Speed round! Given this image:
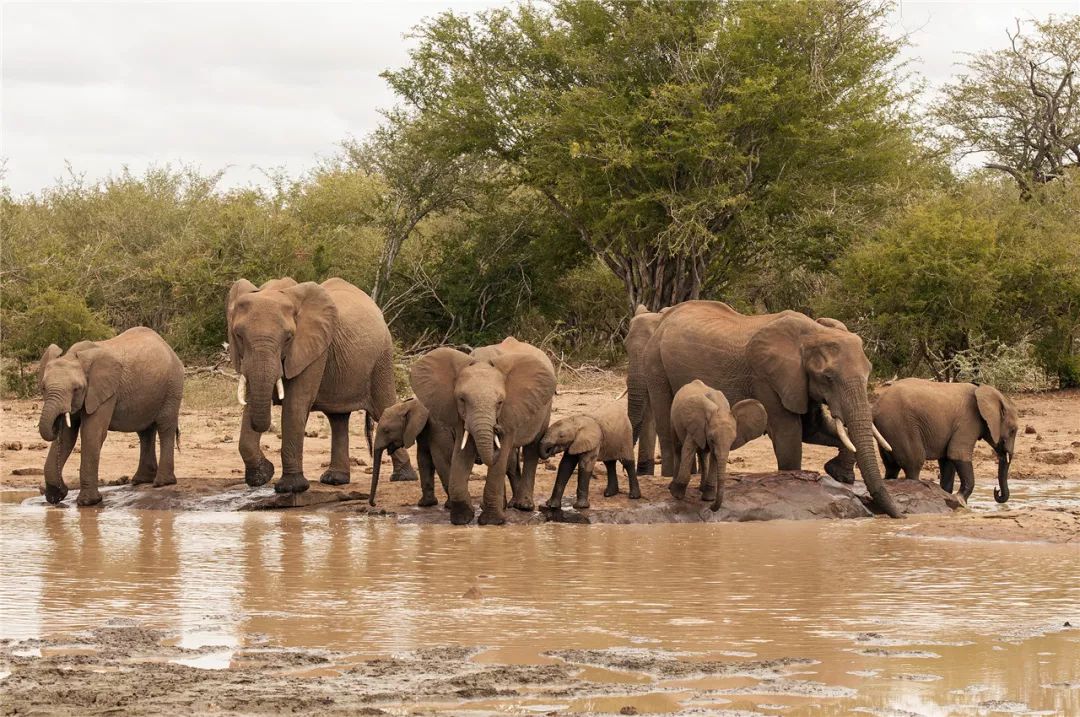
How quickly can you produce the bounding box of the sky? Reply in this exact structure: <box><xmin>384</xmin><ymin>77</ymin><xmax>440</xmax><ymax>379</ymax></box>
<box><xmin>2</xmin><ymin>1</ymin><xmax>1077</xmax><ymax>196</ymax></box>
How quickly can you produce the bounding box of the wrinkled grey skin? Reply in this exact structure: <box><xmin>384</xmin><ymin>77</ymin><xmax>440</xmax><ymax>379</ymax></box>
<box><xmin>369</xmin><ymin>398</ymin><xmax>455</xmax><ymax>508</ymax></box>
<box><xmin>37</xmin><ymin>327</ymin><xmax>184</xmax><ymax>506</ymax></box>
<box><xmin>625</xmin><ymin>305</ymin><xmax>668</xmax><ymax>475</ymax></box>
<box><xmin>874</xmin><ymin>378</ymin><xmax>1018</xmax><ymax>503</ymax></box>
<box><xmin>644</xmin><ymin>301</ymin><xmax>902</xmax><ymax>518</ymax></box>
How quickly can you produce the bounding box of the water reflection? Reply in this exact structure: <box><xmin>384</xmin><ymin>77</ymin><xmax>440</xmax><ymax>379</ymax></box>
<box><xmin>1</xmin><ymin>505</ymin><xmax>1077</xmax><ymax>715</ymax></box>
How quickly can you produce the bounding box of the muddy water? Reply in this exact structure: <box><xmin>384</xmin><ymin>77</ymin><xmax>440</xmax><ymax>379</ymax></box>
<box><xmin>1</xmin><ymin>505</ymin><xmax>1078</xmax><ymax>715</ymax></box>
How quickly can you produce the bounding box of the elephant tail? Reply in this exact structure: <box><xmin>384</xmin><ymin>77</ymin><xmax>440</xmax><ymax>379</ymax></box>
<box><xmin>176</xmin><ymin>427</ymin><xmax>181</xmax><ymax>453</ymax></box>
<box><xmin>364</xmin><ymin>412</ymin><xmax>375</xmax><ymax>458</ymax></box>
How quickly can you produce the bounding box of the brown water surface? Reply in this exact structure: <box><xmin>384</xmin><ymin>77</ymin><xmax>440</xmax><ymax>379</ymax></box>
<box><xmin>1</xmin><ymin>505</ymin><xmax>1077</xmax><ymax>715</ymax></box>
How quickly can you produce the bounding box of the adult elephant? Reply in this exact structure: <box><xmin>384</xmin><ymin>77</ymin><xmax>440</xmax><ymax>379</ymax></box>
<box><xmin>625</xmin><ymin>305</ymin><xmax>668</xmax><ymax>475</ymax></box>
<box><xmin>226</xmin><ymin>277</ymin><xmax>415</xmax><ymax>494</ymax></box>
<box><xmin>410</xmin><ymin>337</ymin><xmax>556</xmax><ymax>525</ymax></box>
<box><xmin>645</xmin><ymin>301</ymin><xmax>901</xmax><ymax>518</ymax></box>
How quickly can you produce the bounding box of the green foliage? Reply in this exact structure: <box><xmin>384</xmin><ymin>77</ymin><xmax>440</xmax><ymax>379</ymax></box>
<box><xmin>3</xmin><ymin>290</ymin><xmax>114</xmax><ymax>361</ymax></box>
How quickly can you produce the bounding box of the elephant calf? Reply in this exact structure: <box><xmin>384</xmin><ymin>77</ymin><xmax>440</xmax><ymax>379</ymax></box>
<box><xmin>873</xmin><ymin>378</ymin><xmax>1018</xmax><ymax>502</ymax></box>
<box><xmin>369</xmin><ymin>398</ymin><xmax>454</xmax><ymax>508</ymax></box>
<box><xmin>37</xmin><ymin>327</ymin><xmax>184</xmax><ymax>506</ymax></box>
<box><xmin>669</xmin><ymin>380</ymin><xmax>767</xmax><ymax>510</ymax></box>
<box><xmin>539</xmin><ymin>400</ymin><xmax>640</xmax><ymax>510</ymax></box>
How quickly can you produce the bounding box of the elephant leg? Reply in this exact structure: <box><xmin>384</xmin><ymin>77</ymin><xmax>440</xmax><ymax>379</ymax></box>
<box><xmin>824</xmin><ymin>450</ymin><xmax>857</xmax><ymax>484</ymax></box>
<box><xmin>319</xmin><ymin>413</ymin><xmax>352</xmax><ymax>486</ymax></box>
<box><xmin>637</xmin><ymin>409</ymin><xmax>656</xmax><ymax>476</ymax></box>
<box><xmin>276</xmin><ymin>392</ymin><xmax>314</xmax><ymax>495</ymax></box>
<box><xmin>573</xmin><ymin>455</ymin><xmax>596</xmax><ymax>510</ymax></box>
<box><xmin>669</xmin><ymin>440</ymin><xmax>697</xmax><ymax>500</ymax></box>
<box><xmin>478</xmin><ymin>447</ymin><xmax>512</xmax><ymax>526</ymax></box>
<box><xmin>76</xmin><ymin>411</ymin><xmax>111</xmax><ymax>506</ymax></box>
<box><xmin>153</xmin><ymin>424</ymin><xmax>177</xmax><ymax>487</ymax></box>
<box><xmin>546</xmin><ymin>453</ymin><xmax>579</xmax><ymax>509</ymax></box>
<box><xmin>882</xmin><ymin>449</ymin><xmax>901</xmax><ymax>480</ymax></box>
<box><xmin>131</xmin><ymin>428</ymin><xmax>158</xmax><ymax>485</ymax></box>
<box><xmin>902</xmin><ymin>461</ymin><xmax>923</xmax><ymax>482</ymax></box>
<box><xmin>696</xmin><ymin>448</ymin><xmax>708</xmax><ymax>493</ymax></box>
<box><xmin>416</xmin><ymin>434</ymin><xmax>439</xmax><ymax>507</ymax></box>
<box><xmin>239</xmin><ymin>405</ymin><xmax>274</xmax><ymax>488</ymax></box>
<box><xmin>938</xmin><ymin>459</ymin><xmax>957</xmax><ymax>494</ymax></box>
<box><xmin>506</xmin><ymin>448</ymin><xmax>523</xmax><ymax>507</ymax></box>
<box><xmin>603</xmin><ymin>460</ymin><xmax>620</xmax><ymax>497</ymax></box>
<box><xmin>447</xmin><ymin>440</ymin><xmax>478</xmax><ymax>525</ymax></box>
<box><xmin>621</xmin><ymin>459</ymin><xmax>641</xmax><ymax>499</ymax></box>
<box><xmin>955</xmin><ymin>460</ymin><xmax>976</xmax><ymax>500</ymax></box>
<box><xmin>700</xmin><ymin>452</ymin><xmax>717</xmax><ymax>503</ymax></box>
<box><xmin>648</xmin><ymin>376</ymin><xmax>676</xmax><ymax>477</ymax></box>
<box><xmin>512</xmin><ymin>444</ymin><xmax>539</xmax><ymax>512</ymax></box>
<box><xmin>43</xmin><ymin>420</ymin><xmax>79</xmax><ymax>504</ymax></box>
<box><xmin>390</xmin><ymin>447</ymin><xmax>418</xmax><ymax>482</ymax></box>
<box><xmin>429</xmin><ymin>431</ymin><xmax>453</xmax><ymax>505</ymax></box>
<box><xmin>769</xmin><ymin>410</ymin><xmax>804</xmax><ymax>471</ymax></box>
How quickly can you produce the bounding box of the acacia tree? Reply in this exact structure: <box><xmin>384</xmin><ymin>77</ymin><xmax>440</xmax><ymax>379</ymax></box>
<box><xmin>383</xmin><ymin>0</ymin><xmax>921</xmax><ymax>310</ymax></box>
<box><xmin>935</xmin><ymin>16</ymin><xmax>1080</xmax><ymax>197</ymax></box>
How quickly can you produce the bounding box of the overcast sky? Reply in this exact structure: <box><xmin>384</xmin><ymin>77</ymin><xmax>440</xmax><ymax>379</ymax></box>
<box><xmin>2</xmin><ymin>1</ymin><xmax>1077</xmax><ymax>196</ymax></box>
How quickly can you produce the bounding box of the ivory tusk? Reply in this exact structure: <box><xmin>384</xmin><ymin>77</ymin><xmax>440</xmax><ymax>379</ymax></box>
<box><xmin>834</xmin><ymin>419</ymin><xmax>857</xmax><ymax>453</ymax></box>
<box><xmin>276</xmin><ymin>377</ymin><xmax>285</xmax><ymax>400</ymax></box>
<box><xmin>616</xmin><ymin>387</ymin><xmax>628</xmax><ymax>400</ymax></box>
<box><xmin>494</xmin><ymin>434</ymin><xmax>502</xmax><ymax>450</ymax></box>
<box><xmin>872</xmin><ymin>423</ymin><xmax>893</xmax><ymax>453</ymax></box>
<box><xmin>1005</xmin><ymin>452</ymin><xmax>1011</xmax><ymax>465</ymax></box>
<box><xmin>64</xmin><ymin>412</ymin><xmax>72</xmax><ymax>428</ymax></box>
<box><xmin>237</xmin><ymin>375</ymin><xmax>247</xmax><ymax>406</ymax></box>
<box><xmin>460</xmin><ymin>431</ymin><xmax>470</xmax><ymax>450</ymax></box>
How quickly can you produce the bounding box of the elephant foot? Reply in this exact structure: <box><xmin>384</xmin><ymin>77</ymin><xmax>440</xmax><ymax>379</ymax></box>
<box><xmin>417</xmin><ymin>494</ymin><xmax>438</xmax><ymax>508</ymax></box>
<box><xmin>573</xmin><ymin>498</ymin><xmax>590</xmax><ymax>510</ymax></box>
<box><xmin>477</xmin><ymin>509</ymin><xmax>506</xmax><ymax>526</ymax></box>
<box><xmin>701</xmin><ymin>487</ymin><xmax>717</xmax><ymax>502</ymax></box>
<box><xmin>153</xmin><ymin>474</ymin><xmax>177</xmax><ymax>488</ymax></box>
<box><xmin>603</xmin><ymin>485</ymin><xmax>619</xmax><ymax>498</ymax></box>
<box><xmin>245</xmin><ymin>458</ymin><xmax>275</xmax><ymax>487</ymax></box>
<box><xmin>274</xmin><ymin>473</ymin><xmax>310</xmax><ymax>494</ymax></box>
<box><xmin>636</xmin><ymin>461</ymin><xmax>655</xmax><ymax>476</ymax></box>
<box><xmin>131</xmin><ymin>472</ymin><xmax>156</xmax><ymax>486</ymax></box>
<box><xmin>390</xmin><ymin>464</ymin><xmax>419</xmax><ymax>482</ymax></box>
<box><xmin>76</xmin><ymin>488</ymin><xmax>102</xmax><ymax>507</ymax></box>
<box><xmin>544</xmin><ymin>496</ymin><xmax>563</xmax><ymax>510</ymax></box>
<box><xmin>668</xmin><ymin>482</ymin><xmax>688</xmax><ymax>500</ymax></box>
<box><xmin>510</xmin><ymin>498</ymin><xmax>534</xmax><ymax>512</ymax></box>
<box><xmin>824</xmin><ymin>456</ymin><xmax>856</xmax><ymax>484</ymax></box>
<box><xmin>43</xmin><ymin>482</ymin><xmax>68</xmax><ymax>505</ymax></box>
<box><xmin>448</xmin><ymin>501</ymin><xmax>475</xmax><ymax>525</ymax></box>
<box><xmin>629</xmin><ymin>485</ymin><xmax>642</xmax><ymax>500</ymax></box>
<box><xmin>319</xmin><ymin>470</ymin><xmax>351</xmax><ymax>486</ymax></box>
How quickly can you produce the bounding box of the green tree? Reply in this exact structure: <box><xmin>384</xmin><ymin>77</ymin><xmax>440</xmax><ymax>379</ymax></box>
<box><xmin>384</xmin><ymin>0</ymin><xmax>924</xmax><ymax>310</ymax></box>
<box><xmin>935</xmin><ymin>15</ymin><xmax>1080</xmax><ymax>197</ymax></box>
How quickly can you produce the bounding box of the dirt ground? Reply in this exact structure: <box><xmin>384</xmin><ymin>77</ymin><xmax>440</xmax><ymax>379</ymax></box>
<box><xmin>2</xmin><ymin>373</ymin><xmax>1079</xmax><ymax>536</ymax></box>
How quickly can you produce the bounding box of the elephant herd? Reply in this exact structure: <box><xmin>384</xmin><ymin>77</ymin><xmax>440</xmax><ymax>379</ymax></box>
<box><xmin>34</xmin><ymin>277</ymin><xmax>1019</xmax><ymax>521</ymax></box>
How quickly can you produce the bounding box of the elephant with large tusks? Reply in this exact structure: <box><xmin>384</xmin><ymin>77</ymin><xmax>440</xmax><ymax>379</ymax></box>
<box><xmin>410</xmin><ymin>337</ymin><xmax>557</xmax><ymax>525</ymax></box>
<box><xmin>873</xmin><ymin>378</ymin><xmax>1019</xmax><ymax>503</ymax></box>
<box><xmin>37</xmin><ymin>327</ymin><xmax>184</xmax><ymax>506</ymax></box>
<box><xmin>226</xmin><ymin>277</ymin><xmax>416</xmax><ymax>494</ymax></box>
<box><xmin>644</xmin><ymin>301</ymin><xmax>902</xmax><ymax>518</ymax></box>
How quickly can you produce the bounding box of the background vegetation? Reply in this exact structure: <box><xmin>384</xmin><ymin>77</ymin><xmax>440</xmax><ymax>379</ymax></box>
<box><xmin>2</xmin><ymin>1</ymin><xmax>1078</xmax><ymax>394</ymax></box>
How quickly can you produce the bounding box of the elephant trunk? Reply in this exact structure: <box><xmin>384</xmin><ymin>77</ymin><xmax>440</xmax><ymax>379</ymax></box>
<box><xmin>839</xmin><ymin>382</ymin><xmax>902</xmax><ymax>518</ymax></box>
<box><xmin>368</xmin><ymin>447</ymin><xmax>385</xmax><ymax>506</ymax></box>
<box><xmin>994</xmin><ymin>453</ymin><xmax>1011</xmax><ymax>503</ymax></box>
<box><xmin>469</xmin><ymin>417</ymin><xmax>497</xmax><ymax>467</ymax></box>
<box><xmin>38</xmin><ymin>389</ymin><xmax>70</xmax><ymax>442</ymax></box>
<box><xmin>626</xmin><ymin>371</ymin><xmax>648</xmax><ymax>441</ymax></box>
<box><xmin>243</xmin><ymin>348</ymin><xmax>280</xmax><ymax>434</ymax></box>
<box><xmin>709</xmin><ymin>445</ymin><xmax>729</xmax><ymax>512</ymax></box>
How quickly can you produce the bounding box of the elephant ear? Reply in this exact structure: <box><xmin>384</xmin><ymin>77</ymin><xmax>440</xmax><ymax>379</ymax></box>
<box><xmin>975</xmin><ymin>385</ymin><xmax>1007</xmax><ymax>445</ymax></box>
<box><xmin>816</xmin><ymin>317</ymin><xmax>849</xmax><ymax>332</ymax></box>
<box><xmin>403</xmin><ymin>400</ymin><xmax>430</xmax><ymax>447</ymax></box>
<box><xmin>569</xmin><ymin>417</ymin><xmax>602</xmax><ymax>455</ymax></box>
<box><xmin>731</xmin><ymin>399</ymin><xmax>768</xmax><ymax>450</ymax></box>
<box><xmin>492</xmin><ymin>353</ymin><xmax>556</xmax><ymax>435</ymax></box>
<box><xmin>226</xmin><ymin>279</ymin><xmax>258</xmax><ymax>372</ymax></box>
<box><xmin>634</xmin><ymin>304</ymin><xmax>650</xmax><ymax>317</ymax></box>
<box><xmin>38</xmin><ymin>344</ymin><xmax>63</xmax><ymax>384</ymax></box>
<box><xmin>76</xmin><ymin>345</ymin><xmax>122</xmax><ymax>415</ymax></box>
<box><xmin>410</xmin><ymin>348</ymin><xmax>473</xmax><ymax>429</ymax></box>
<box><xmin>282</xmin><ymin>282</ymin><xmax>338</xmax><ymax>379</ymax></box>
<box><xmin>748</xmin><ymin>315</ymin><xmax>809</xmax><ymax>415</ymax></box>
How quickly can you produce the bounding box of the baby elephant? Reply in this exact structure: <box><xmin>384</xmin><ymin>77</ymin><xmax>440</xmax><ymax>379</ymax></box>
<box><xmin>873</xmin><ymin>378</ymin><xmax>1018</xmax><ymax>503</ymax></box>
<box><xmin>37</xmin><ymin>327</ymin><xmax>184</xmax><ymax>506</ymax></box>
<box><xmin>369</xmin><ymin>398</ymin><xmax>454</xmax><ymax>508</ymax></box>
<box><xmin>669</xmin><ymin>380</ymin><xmax>767</xmax><ymax>510</ymax></box>
<box><xmin>539</xmin><ymin>401</ymin><xmax>640</xmax><ymax>510</ymax></box>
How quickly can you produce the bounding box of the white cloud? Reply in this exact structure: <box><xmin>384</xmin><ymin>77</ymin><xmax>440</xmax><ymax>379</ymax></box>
<box><xmin>1</xmin><ymin>0</ymin><xmax>1076</xmax><ymax>195</ymax></box>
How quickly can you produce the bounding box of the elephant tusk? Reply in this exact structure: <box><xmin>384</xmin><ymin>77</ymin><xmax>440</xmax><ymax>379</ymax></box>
<box><xmin>494</xmin><ymin>434</ymin><xmax>502</xmax><ymax>450</ymax></box>
<box><xmin>461</xmin><ymin>430</ymin><xmax>470</xmax><ymax>450</ymax></box>
<box><xmin>237</xmin><ymin>375</ymin><xmax>247</xmax><ymax>406</ymax></box>
<box><xmin>872</xmin><ymin>423</ymin><xmax>892</xmax><ymax>453</ymax></box>
<box><xmin>1005</xmin><ymin>452</ymin><xmax>1011</xmax><ymax>465</ymax></box>
<box><xmin>834</xmin><ymin>419</ymin><xmax>857</xmax><ymax>453</ymax></box>
<box><xmin>616</xmin><ymin>387</ymin><xmax>628</xmax><ymax>400</ymax></box>
<box><xmin>64</xmin><ymin>412</ymin><xmax>72</xmax><ymax>428</ymax></box>
<box><xmin>276</xmin><ymin>377</ymin><xmax>285</xmax><ymax>400</ymax></box>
